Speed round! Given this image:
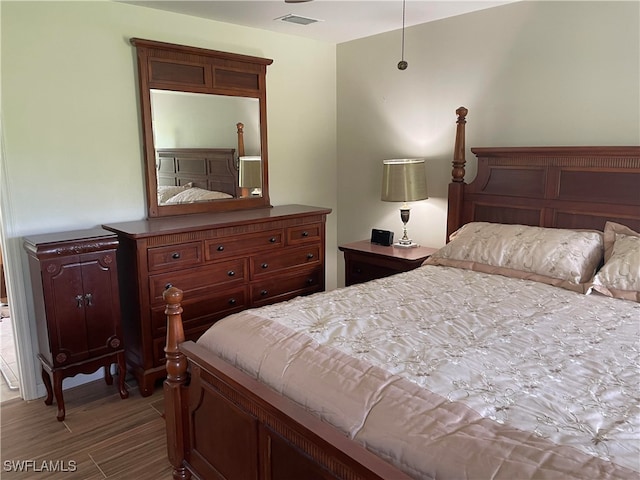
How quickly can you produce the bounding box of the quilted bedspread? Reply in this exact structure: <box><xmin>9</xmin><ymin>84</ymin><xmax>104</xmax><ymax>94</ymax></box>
<box><xmin>198</xmin><ymin>265</ymin><xmax>640</xmax><ymax>479</ymax></box>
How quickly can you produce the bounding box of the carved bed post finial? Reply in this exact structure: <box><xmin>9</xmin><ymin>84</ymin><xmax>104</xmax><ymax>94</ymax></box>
<box><xmin>163</xmin><ymin>286</ymin><xmax>191</xmax><ymax>480</ymax></box>
<box><xmin>164</xmin><ymin>286</ymin><xmax>186</xmax><ymax>383</ymax></box>
<box><xmin>236</xmin><ymin>122</ymin><xmax>245</xmax><ymax>158</ymax></box>
<box><xmin>447</xmin><ymin>107</ymin><xmax>468</xmax><ymax>241</ymax></box>
<box><xmin>452</xmin><ymin>106</ymin><xmax>468</xmax><ymax>183</ymax></box>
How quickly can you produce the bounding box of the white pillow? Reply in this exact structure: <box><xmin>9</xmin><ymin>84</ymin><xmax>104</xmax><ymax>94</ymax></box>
<box><xmin>424</xmin><ymin>222</ymin><xmax>603</xmax><ymax>293</ymax></box>
<box><xmin>157</xmin><ymin>183</ymin><xmax>192</xmax><ymax>203</ymax></box>
<box><xmin>164</xmin><ymin>187</ymin><xmax>233</xmax><ymax>204</ymax></box>
<box><xmin>591</xmin><ymin>222</ymin><xmax>640</xmax><ymax>302</ymax></box>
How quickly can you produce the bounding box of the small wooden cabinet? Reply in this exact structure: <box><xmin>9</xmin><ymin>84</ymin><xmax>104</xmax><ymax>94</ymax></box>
<box><xmin>339</xmin><ymin>240</ymin><xmax>437</xmax><ymax>286</ymax></box>
<box><xmin>24</xmin><ymin>228</ymin><xmax>128</xmax><ymax>421</ymax></box>
<box><xmin>103</xmin><ymin>204</ymin><xmax>331</xmax><ymax>396</ymax></box>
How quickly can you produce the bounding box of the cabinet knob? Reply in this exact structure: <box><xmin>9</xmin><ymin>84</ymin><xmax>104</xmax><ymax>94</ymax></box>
<box><xmin>261</xmin><ymin>263</ymin><xmax>268</xmax><ymax>269</ymax></box>
<box><xmin>227</xmin><ymin>270</ymin><xmax>235</xmax><ymax>277</ymax></box>
<box><xmin>217</xmin><ymin>245</ymin><xmax>224</xmax><ymax>251</ymax></box>
<box><xmin>302</xmin><ymin>231</ymin><xmax>309</xmax><ymax>237</ymax></box>
<box><xmin>75</xmin><ymin>294</ymin><xmax>84</xmax><ymax>308</ymax></box>
<box><xmin>84</xmin><ymin>293</ymin><xmax>93</xmax><ymax>307</ymax></box>
<box><xmin>306</xmin><ymin>278</ymin><xmax>314</xmax><ymax>285</ymax></box>
<box><xmin>269</xmin><ymin>237</ymin><xmax>276</xmax><ymax>243</ymax></box>
<box><xmin>228</xmin><ymin>298</ymin><xmax>236</xmax><ymax>305</ymax></box>
<box><xmin>306</xmin><ymin>253</ymin><xmax>314</xmax><ymax>260</ymax></box>
<box><xmin>172</xmin><ymin>252</ymin><xmax>181</xmax><ymax>259</ymax></box>
<box><xmin>260</xmin><ymin>289</ymin><xmax>268</xmax><ymax>296</ymax></box>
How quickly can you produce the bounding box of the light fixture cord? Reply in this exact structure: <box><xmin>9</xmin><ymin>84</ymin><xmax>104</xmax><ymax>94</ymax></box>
<box><xmin>397</xmin><ymin>0</ymin><xmax>408</xmax><ymax>70</ymax></box>
<box><xmin>401</xmin><ymin>0</ymin><xmax>406</xmax><ymax>61</ymax></box>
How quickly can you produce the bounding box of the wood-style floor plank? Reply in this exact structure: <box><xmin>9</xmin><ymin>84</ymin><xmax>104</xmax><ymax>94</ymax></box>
<box><xmin>0</xmin><ymin>378</ymin><xmax>172</xmax><ymax>479</ymax></box>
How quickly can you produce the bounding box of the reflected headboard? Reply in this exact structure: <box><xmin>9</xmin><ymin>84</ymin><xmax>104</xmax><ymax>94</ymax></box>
<box><xmin>154</xmin><ymin>122</ymin><xmax>249</xmax><ymax>198</ymax></box>
<box><xmin>447</xmin><ymin>108</ymin><xmax>640</xmax><ymax>239</ymax></box>
<box><xmin>156</xmin><ymin>148</ymin><xmax>238</xmax><ymax>196</ymax></box>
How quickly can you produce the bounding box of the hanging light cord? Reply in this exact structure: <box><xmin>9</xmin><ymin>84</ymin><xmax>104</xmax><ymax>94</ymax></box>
<box><xmin>398</xmin><ymin>0</ymin><xmax>408</xmax><ymax>70</ymax></box>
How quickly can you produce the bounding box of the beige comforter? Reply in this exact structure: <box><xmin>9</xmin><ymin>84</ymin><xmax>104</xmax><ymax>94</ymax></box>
<box><xmin>198</xmin><ymin>265</ymin><xmax>640</xmax><ymax>479</ymax></box>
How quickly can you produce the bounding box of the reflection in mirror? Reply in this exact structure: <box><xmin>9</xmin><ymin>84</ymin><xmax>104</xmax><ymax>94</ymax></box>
<box><xmin>239</xmin><ymin>156</ymin><xmax>262</xmax><ymax>196</ymax></box>
<box><xmin>151</xmin><ymin>90</ymin><xmax>262</xmax><ymax>204</ymax></box>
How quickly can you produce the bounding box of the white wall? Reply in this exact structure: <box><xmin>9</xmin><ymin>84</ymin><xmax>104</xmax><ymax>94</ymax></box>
<box><xmin>1</xmin><ymin>0</ymin><xmax>337</xmax><ymax>399</ymax></box>
<box><xmin>336</xmin><ymin>1</ymin><xmax>640</xmax><ymax>284</ymax></box>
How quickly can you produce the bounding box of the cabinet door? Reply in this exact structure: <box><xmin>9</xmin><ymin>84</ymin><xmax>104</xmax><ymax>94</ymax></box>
<box><xmin>80</xmin><ymin>250</ymin><xmax>122</xmax><ymax>358</ymax></box>
<box><xmin>42</xmin><ymin>256</ymin><xmax>89</xmax><ymax>366</ymax></box>
<box><xmin>42</xmin><ymin>250</ymin><xmax>121</xmax><ymax>366</ymax></box>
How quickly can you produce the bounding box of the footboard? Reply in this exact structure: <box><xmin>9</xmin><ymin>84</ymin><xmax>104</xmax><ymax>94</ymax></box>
<box><xmin>162</xmin><ymin>286</ymin><xmax>411</xmax><ymax>480</ymax></box>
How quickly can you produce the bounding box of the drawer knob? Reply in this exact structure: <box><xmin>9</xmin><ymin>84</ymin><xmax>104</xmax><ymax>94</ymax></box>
<box><xmin>260</xmin><ymin>289</ymin><xmax>268</xmax><ymax>296</ymax></box>
<box><xmin>172</xmin><ymin>252</ymin><xmax>181</xmax><ymax>259</ymax></box>
<box><xmin>307</xmin><ymin>253</ymin><xmax>314</xmax><ymax>259</ymax></box>
<box><xmin>302</xmin><ymin>231</ymin><xmax>309</xmax><ymax>237</ymax></box>
<box><xmin>306</xmin><ymin>278</ymin><xmax>314</xmax><ymax>285</ymax></box>
<box><xmin>227</xmin><ymin>270</ymin><xmax>235</xmax><ymax>277</ymax></box>
<box><xmin>217</xmin><ymin>245</ymin><xmax>224</xmax><ymax>252</ymax></box>
<box><xmin>228</xmin><ymin>298</ymin><xmax>236</xmax><ymax>305</ymax></box>
<box><xmin>261</xmin><ymin>263</ymin><xmax>268</xmax><ymax>269</ymax></box>
<box><xmin>269</xmin><ymin>237</ymin><xmax>276</xmax><ymax>243</ymax></box>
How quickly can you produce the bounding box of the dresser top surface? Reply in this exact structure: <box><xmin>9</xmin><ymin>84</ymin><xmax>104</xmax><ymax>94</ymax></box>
<box><xmin>102</xmin><ymin>205</ymin><xmax>332</xmax><ymax>238</ymax></box>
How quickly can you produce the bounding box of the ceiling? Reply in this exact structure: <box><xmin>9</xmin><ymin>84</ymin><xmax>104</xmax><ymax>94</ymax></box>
<box><xmin>121</xmin><ymin>1</ymin><xmax>515</xmax><ymax>44</ymax></box>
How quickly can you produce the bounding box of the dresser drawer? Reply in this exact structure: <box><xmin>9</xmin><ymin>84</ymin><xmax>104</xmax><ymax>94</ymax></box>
<box><xmin>149</xmin><ymin>259</ymin><xmax>246</xmax><ymax>304</ymax></box>
<box><xmin>205</xmin><ymin>229</ymin><xmax>283</xmax><ymax>261</ymax></box>
<box><xmin>151</xmin><ymin>284</ymin><xmax>248</xmax><ymax>337</ymax></box>
<box><xmin>286</xmin><ymin>223</ymin><xmax>323</xmax><ymax>246</ymax></box>
<box><xmin>347</xmin><ymin>260</ymin><xmax>400</xmax><ymax>284</ymax></box>
<box><xmin>148</xmin><ymin>241</ymin><xmax>203</xmax><ymax>272</ymax></box>
<box><xmin>251</xmin><ymin>268</ymin><xmax>322</xmax><ymax>306</ymax></box>
<box><xmin>251</xmin><ymin>244</ymin><xmax>321</xmax><ymax>278</ymax></box>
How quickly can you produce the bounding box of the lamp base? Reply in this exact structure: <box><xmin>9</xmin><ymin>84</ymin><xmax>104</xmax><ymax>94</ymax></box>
<box><xmin>394</xmin><ymin>241</ymin><xmax>419</xmax><ymax>248</ymax></box>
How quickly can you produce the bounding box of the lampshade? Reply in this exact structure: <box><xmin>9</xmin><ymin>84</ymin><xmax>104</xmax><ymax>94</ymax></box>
<box><xmin>381</xmin><ymin>158</ymin><xmax>428</xmax><ymax>202</ymax></box>
<box><xmin>239</xmin><ymin>156</ymin><xmax>262</xmax><ymax>189</ymax></box>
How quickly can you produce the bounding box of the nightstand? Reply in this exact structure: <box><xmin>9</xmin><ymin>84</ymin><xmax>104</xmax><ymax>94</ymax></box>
<box><xmin>339</xmin><ymin>240</ymin><xmax>438</xmax><ymax>286</ymax></box>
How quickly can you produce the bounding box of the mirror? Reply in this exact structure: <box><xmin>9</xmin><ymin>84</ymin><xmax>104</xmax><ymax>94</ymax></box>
<box><xmin>131</xmin><ymin>38</ymin><xmax>273</xmax><ymax>217</ymax></box>
<box><xmin>151</xmin><ymin>90</ymin><xmax>262</xmax><ymax>203</ymax></box>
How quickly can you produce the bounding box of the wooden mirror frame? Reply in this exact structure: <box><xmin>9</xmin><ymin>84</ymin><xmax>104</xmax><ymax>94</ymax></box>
<box><xmin>131</xmin><ymin>38</ymin><xmax>273</xmax><ymax>217</ymax></box>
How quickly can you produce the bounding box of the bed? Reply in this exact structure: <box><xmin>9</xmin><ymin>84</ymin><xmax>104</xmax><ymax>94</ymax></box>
<box><xmin>155</xmin><ymin>122</ymin><xmax>253</xmax><ymax>205</ymax></box>
<box><xmin>162</xmin><ymin>108</ymin><xmax>640</xmax><ymax>479</ymax></box>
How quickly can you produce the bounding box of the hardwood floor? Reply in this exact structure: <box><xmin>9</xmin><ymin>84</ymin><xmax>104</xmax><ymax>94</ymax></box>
<box><xmin>1</xmin><ymin>377</ymin><xmax>173</xmax><ymax>479</ymax></box>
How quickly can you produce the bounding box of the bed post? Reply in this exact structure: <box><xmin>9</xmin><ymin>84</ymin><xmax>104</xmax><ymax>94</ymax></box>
<box><xmin>163</xmin><ymin>286</ymin><xmax>190</xmax><ymax>480</ymax></box>
<box><xmin>447</xmin><ymin>106</ymin><xmax>468</xmax><ymax>240</ymax></box>
<box><xmin>236</xmin><ymin>122</ymin><xmax>245</xmax><ymax>157</ymax></box>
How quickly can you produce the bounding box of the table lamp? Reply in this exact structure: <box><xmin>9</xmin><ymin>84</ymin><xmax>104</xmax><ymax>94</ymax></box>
<box><xmin>239</xmin><ymin>156</ymin><xmax>262</xmax><ymax>196</ymax></box>
<box><xmin>381</xmin><ymin>158</ymin><xmax>428</xmax><ymax>247</ymax></box>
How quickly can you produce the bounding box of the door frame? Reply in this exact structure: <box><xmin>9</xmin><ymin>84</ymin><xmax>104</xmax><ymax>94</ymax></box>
<box><xmin>0</xmin><ymin>124</ymin><xmax>41</xmax><ymax>400</ymax></box>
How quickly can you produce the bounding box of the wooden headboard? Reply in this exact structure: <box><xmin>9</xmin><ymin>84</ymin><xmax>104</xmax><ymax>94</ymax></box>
<box><xmin>447</xmin><ymin>107</ymin><xmax>640</xmax><ymax>239</ymax></box>
<box><xmin>155</xmin><ymin>122</ymin><xmax>250</xmax><ymax>198</ymax></box>
<box><xmin>156</xmin><ymin>147</ymin><xmax>238</xmax><ymax>196</ymax></box>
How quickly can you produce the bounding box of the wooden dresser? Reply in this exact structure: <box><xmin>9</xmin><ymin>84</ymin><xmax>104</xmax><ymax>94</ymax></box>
<box><xmin>23</xmin><ymin>228</ymin><xmax>128</xmax><ymax>420</ymax></box>
<box><xmin>103</xmin><ymin>204</ymin><xmax>331</xmax><ymax>396</ymax></box>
